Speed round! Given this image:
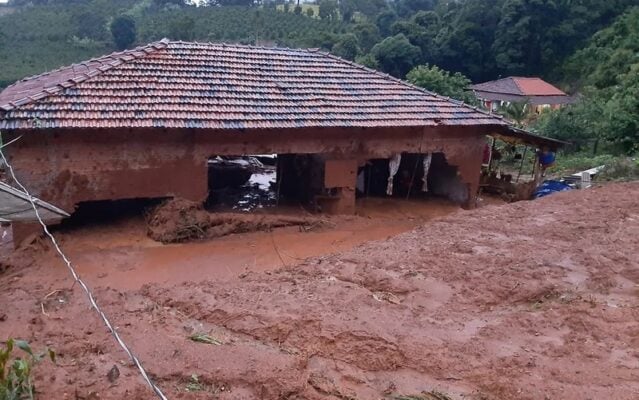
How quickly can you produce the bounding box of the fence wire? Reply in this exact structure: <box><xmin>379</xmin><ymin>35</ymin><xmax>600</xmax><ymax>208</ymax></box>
<box><xmin>0</xmin><ymin>134</ymin><xmax>169</xmax><ymax>400</ymax></box>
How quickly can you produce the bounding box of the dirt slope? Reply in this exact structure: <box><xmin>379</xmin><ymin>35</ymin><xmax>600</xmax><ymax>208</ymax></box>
<box><xmin>1</xmin><ymin>183</ymin><xmax>638</xmax><ymax>400</ymax></box>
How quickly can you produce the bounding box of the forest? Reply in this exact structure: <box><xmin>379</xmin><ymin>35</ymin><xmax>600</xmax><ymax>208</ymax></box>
<box><xmin>0</xmin><ymin>0</ymin><xmax>637</xmax><ymax>156</ymax></box>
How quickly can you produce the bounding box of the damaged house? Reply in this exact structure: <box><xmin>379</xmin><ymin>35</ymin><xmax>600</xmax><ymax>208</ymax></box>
<box><xmin>0</xmin><ymin>39</ymin><xmax>557</xmax><ymax>243</ymax></box>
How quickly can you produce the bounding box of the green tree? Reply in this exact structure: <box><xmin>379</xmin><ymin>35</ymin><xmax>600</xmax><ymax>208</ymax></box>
<box><xmin>339</xmin><ymin>0</ymin><xmax>356</xmax><ymax>22</ymax></box>
<box><xmin>436</xmin><ymin>0</ymin><xmax>502</xmax><ymax>81</ymax></box>
<box><xmin>73</xmin><ymin>9</ymin><xmax>108</xmax><ymax>40</ymax></box>
<box><xmin>370</xmin><ymin>34</ymin><xmax>421</xmax><ymax>77</ymax></box>
<box><xmin>308</xmin><ymin>31</ymin><xmax>339</xmax><ymax>51</ymax></box>
<box><xmin>153</xmin><ymin>0</ymin><xmax>186</xmax><ymax>7</ymax></box>
<box><xmin>499</xmin><ymin>101</ymin><xmax>529</xmax><ymax>127</ymax></box>
<box><xmin>565</xmin><ymin>6</ymin><xmax>639</xmax><ymax>91</ymax></box>
<box><xmin>331</xmin><ymin>33</ymin><xmax>360</xmax><ymax>60</ymax></box>
<box><xmin>110</xmin><ymin>15</ymin><xmax>136</xmax><ymax>50</ymax></box>
<box><xmin>394</xmin><ymin>0</ymin><xmax>436</xmax><ymax>18</ymax></box>
<box><xmin>537</xmin><ymin>7</ymin><xmax>639</xmax><ymax>153</ymax></box>
<box><xmin>168</xmin><ymin>15</ymin><xmax>195</xmax><ymax>40</ymax></box>
<box><xmin>390</xmin><ymin>17</ymin><xmax>438</xmax><ymax>63</ymax></box>
<box><xmin>355</xmin><ymin>53</ymin><xmax>380</xmax><ymax>70</ymax></box>
<box><xmin>348</xmin><ymin>0</ymin><xmax>388</xmax><ymax>19</ymax></box>
<box><xmin>491</xmin><ymin>0</ymin><xmax>559</xmax><ymax>76</ymax></box>
<box><xmin>318</xmin><ymin>0</ymin><xmax>338</xmax><ymax>21</ymax></box>
<box><xmin>534</xmin><ymin>95</ymin><xmax>605</xmax><ymax>151</ymax></box>
<box><xmin>352</xmin><ymin>22</ymin><xmax>380</xmax><ymax>52</ymax></box>
<box><xmin>375</xmin><ymin>9</ymin><xmax>397</xmax><ymax>37</ymax></box>
<box><xmin>602</xmin><ymin>65</ymin><xmax>639</xmax><ymax>152</ymax></box>
<box><xmin>406</xmin><ymin>64</ymin><xmax>475</xmax><ymax>103</ymax></box>
<box><xmin>412</xmin><ymin>10</ymin><xmax>439</xmax><ymax>28</ymax></box>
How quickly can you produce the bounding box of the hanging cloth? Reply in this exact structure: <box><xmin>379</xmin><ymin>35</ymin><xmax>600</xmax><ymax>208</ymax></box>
<box><xmin>422</xmin><ymin>153</ymin><xmax>432</xmax><ymax>192</ymax></box>
<box><xmin>386</xmin><ymin>153</ymin><xmax>402</xmax><ymax>196</ymax></box>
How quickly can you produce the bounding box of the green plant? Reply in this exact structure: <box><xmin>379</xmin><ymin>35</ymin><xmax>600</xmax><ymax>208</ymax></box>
<box><xmin>596</xmin><ymin>156</ymin><xmax>639</xmax><ymax>181</ymax></box>
<box><xmin>406</xmin><ymin>64</ymin><xmax>476</xmax><ymax>104</ymax></box>
<box><xmin>188</xmin><ymin>333</ymin><xmax>222</xmax><ymax>346</ymax></box>
<box><xmin>499</xmin><ymin>101</ymin><xmax>530</xmax><ymax>127</ymax></box>
<box><xmin>550</xmin><ymin>152</ymin><xmax>617</xmax><ymax>175</ymax></box>
<box><xmin>185</xmin><ymin>374</ymin><xmax>204</xmax><ymax>392</ymax></box>
<box><xmin>0</xmin><ymin>339</ymin><xmax>55</xmax><ymax>400</ymax></box>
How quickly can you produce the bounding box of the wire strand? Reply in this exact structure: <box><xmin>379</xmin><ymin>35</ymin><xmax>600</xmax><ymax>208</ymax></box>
<box><xmin>0</xmin><ymin>133</ymin><xmax>168</xmax><ymax>400</ymax></box>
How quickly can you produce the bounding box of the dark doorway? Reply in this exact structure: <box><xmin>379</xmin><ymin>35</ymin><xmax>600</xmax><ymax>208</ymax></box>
<box><xmin>205</xmin><ymin>155</ymin><xmax>277</xmax><ymax>212</ymax></box>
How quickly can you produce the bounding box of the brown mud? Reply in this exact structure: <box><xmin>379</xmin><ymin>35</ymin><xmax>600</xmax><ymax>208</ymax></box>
<box><xmin>1</xmin><ymin>186</ymin><xmax>638</xmax><ymax>400</ymax></box>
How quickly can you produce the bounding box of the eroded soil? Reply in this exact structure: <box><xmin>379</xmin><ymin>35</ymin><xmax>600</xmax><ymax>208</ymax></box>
<box><xmin>1</xmin><ymin>186</ymin><xmax>638</xmax><ymax>400</ymax></box>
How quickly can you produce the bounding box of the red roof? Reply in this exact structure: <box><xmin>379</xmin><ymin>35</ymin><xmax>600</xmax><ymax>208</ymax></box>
<box><xmin>0</xmin><ymin>40</ymin><xmax>506</xmax><ymax>130</ymax></box>
<box><xmin>470</xmin><ymin>77</ymin><xmax>566</xmax><ymax>97</ymax></box>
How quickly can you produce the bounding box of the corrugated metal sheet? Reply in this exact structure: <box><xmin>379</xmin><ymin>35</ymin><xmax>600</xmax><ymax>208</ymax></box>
<box><xmin>0</xmin><ymin>181</ymin><xmax>69</xmax><ymax>222</ymax></box>
<box><xmin>0</xmin><ymin>40</ymin><xmax>506</xmax><ymax>131</ymax></box>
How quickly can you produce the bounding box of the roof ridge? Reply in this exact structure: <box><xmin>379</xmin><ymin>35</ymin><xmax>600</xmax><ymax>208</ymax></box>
<box><xmin>511</xmin><ymin>77</ymin><xmax>526</xmax><ymax>94</ymax></box>
<box><xmin>165</xmin><ymin>39</ymin><xmax>310</xmax><ymax>54</ymax></box>
<box><xmin>315</xmin><ymin>51</ymin><xmax>505</xmax><ymax>124</ymax></box>
<box><xmin>0</xmin><ymin>40</ymin><xmax>169</xmax><ymax>112</ymax></box>
<box><xmin>469</xmin><ymin>76</ymin><xmax>512</xmax><ymax>87</ymax></box>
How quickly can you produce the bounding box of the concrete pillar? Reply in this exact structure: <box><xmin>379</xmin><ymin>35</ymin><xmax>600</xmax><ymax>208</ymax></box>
<box><xmin>318</xmin><ymin>159</ymin><xmax>357</xmax><ymax>214</ymax></box>
<box><xmin>447</xmin><ymin>146</ymin><xmax>484</xmax><ymax>209</ymax></box>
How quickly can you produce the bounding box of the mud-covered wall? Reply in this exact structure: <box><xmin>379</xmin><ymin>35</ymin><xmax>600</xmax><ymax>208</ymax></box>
<box><xmin>2</xmin><ymin>125</ymin><xmax>493</xmax><ymax>212</ymax></box>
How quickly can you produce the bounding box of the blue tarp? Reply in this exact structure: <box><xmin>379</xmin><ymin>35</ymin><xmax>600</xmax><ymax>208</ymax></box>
<box><xmin>533</xmin><ymin>180</ymin><xmax>573</xmax><ymax>199</ymax></box>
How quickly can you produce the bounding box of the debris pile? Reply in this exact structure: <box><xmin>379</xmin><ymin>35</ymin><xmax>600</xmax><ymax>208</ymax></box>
<box><xmin>146</xmin><ymin>198</ymin><xmax>328</xmax><ymax>243</ymax></box>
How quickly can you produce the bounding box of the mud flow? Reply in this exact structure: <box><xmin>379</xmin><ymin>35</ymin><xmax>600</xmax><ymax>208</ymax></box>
<box><xmin>1</xmin><ymin>183</ymin><xmax>638</xmax><ymax>400</ymax></box>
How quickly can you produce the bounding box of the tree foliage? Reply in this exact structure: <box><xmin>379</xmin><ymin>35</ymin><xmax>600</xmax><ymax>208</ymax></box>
<box><xmin>375</xmin><ymin>9</ymin><xmax>397</xmax><ymax>37</ymax></box>
<box><xmin>331</xmin><ymin>33</ymin><xmax>360</xmax><ymax>61</ymax></box>
<box><xmin>318</xmin><ymin>0</ymin><xmax>338</xmax><ymax>21</ymax></box>
<box><xmin>406</xmin><ymin>64</ymin><xmax>475</xmax><ymax>103</ymax></box>
<box><xmin>370</xmin><ymin>34</ymin><xmax>421</xmax><ymax>77</ymax></box>
<box><xmin>535</xmin><ymin>7</ymin><xmax>639</xmax><ymax>153</ymax></box>
<box><xmin>351</xmin><ymin>22</ymin><xmax>380</xmax><ymax>52</ymax></box>
<box><xmin>499</xmin><ymin>101</ymin><xmax>529</xmax><ymax>127</ymax></box>
<box><xmin>110</xmin><ymin>15</ymin><xmax>137</xmax><ymax>50</ymax></box>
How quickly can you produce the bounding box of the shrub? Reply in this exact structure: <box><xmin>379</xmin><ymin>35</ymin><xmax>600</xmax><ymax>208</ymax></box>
<box><xmin>0</xmin><ymin>339</ymin><xmax>55</xmax><ymax>400</ymax></box>
<box><xmin>596</xmin><ymin>157</ymin><xmax>639</xmax><ymax>181</ymax></box>
<box><xmin>552</xmin><ymin>153</ymin><xmax>617</xmax><ymax>174</ymax></box>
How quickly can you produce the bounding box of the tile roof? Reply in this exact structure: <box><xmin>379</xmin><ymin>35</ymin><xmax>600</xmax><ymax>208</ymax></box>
<box><xmin>470</xmin><ymin>77</ymin><xmax>567</xmax><ymax>97</ymax></box>
<box><xmin>0</xmin><ymin>40</ymin><xmax>506</xmax><ymax>130</ymax></box>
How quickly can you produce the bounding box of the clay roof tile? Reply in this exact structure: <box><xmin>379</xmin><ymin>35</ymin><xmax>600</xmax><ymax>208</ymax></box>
<box><xmin>0</xmin><ymin>40</ymin><xmax>506</xmax><ymax>130</ymax></box>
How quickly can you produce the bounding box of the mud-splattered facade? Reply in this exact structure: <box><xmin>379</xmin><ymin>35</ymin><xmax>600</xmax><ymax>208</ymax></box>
<box><xmin>0</xmin><ymin>40</ymin><xmax>529</xmax><ymax>242</ymax></box>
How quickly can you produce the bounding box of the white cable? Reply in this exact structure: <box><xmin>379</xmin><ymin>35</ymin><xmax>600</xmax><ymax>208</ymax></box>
<box><xmin>0</xmin><ymin>133</ymin><xmax>168</xmax><ymax>400</ymax></box>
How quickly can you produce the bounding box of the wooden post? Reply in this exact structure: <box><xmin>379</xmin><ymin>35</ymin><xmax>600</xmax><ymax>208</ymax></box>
<box><xmin>487</xmin><ymin>137</ymin><xmax>497</xmax><ymax>172</ymax></box>
<box><xmin>516</xmin><ymin>146</ymin><xmax>528</xmax><ymax>183</ymax></box>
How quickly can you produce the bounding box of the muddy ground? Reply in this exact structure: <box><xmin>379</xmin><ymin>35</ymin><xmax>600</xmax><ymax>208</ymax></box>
<box><xmin>1</xmin><ymin>185</ymin><xmax>638</xmax><ymax>400</ymax></box>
